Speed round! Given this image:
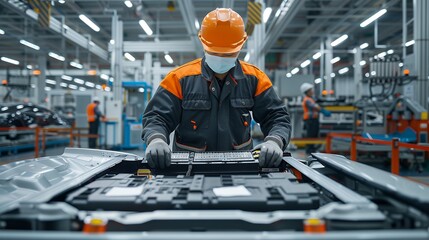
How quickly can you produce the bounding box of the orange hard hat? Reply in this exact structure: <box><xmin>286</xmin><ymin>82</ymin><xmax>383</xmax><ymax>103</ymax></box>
<box><xmin>199</xmin><ymin>8</ymin><xmax>247</xmax><ymax>54</ymax></box>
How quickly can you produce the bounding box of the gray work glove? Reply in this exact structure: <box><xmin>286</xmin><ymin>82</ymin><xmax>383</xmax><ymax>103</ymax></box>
<box><xmin>145</xmin><ymin>138</ymin><xmax>171</xmax><ymax>169</ymax></box>
<box><xmin>252</xmin><ymin>140</ymin><xmax>283</xmax><ymax>168</ymax></box>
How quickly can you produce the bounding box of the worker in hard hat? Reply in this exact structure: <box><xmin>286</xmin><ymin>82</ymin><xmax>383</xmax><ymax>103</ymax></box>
<box><xmin>87</xmin><ymin>97</ymin><xmax>105</xmax><ymax>148</ymax></box>
<box><xmin>142</xmin><ymin>8</ymin><xmax>291</xmax><ymax>169</ymax></box>
<box><xmin>300</xmin><ymin>83</ymin><xmax>331</xmax><ymax>155</ymax></box>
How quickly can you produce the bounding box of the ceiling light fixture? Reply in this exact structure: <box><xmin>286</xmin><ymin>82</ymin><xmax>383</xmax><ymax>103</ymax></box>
<box><xmin>338</xmin><ymin>67</ymin><xmax>349</xmax><ymax>74</ymax></box>
<box><xmin>139</xmin><ymin>19</ymin><xmax>153</xmax><ymax>36</ymax></box>
<box><xmin>291</xmin><ymin>67</ymin><xmax>299</xmax><ymax>75</ymax></box>
<box><xmin>0</xmin><ymin>28</ymin><xmax>4</xmax><ymax>35</ymax></box>
<box><xmin>100</xmin><ymin>74</ymin><xmax>109</xmax><ymax>80</ymax></box>
<box><xmin>61</xmin><ymin>75</ymin><xmax>73</xmax><ymax>81</ymax></box>
<box><xmin>314</xmin><ymin>78</ymin><xmax>322</xmax><ymax>84</ymax></box>
<box><xmin>70</xmin><ymin>61</ymin><xmax>83</xmax><ymax>69</ymax></box>
<box><xmin>1</xmin><ymin>56</ymin><xmax>19</xmax><ymax>65</ymax></box>
<box><xmin>79</xmin><ymin>14</ymin><xmax>100</xmax><ymax>32</ymax></box>
<box><xmin>48</xmin><ymin>52</ymin><xmax>65</xmax><ymax>61</ymax></box>
<box><xmin>405</xmin><ymin>40</ymin><xmax>415</xmax><ymax>47</ymax></box>
<box><xmin>300</xmin><ymin>59</ymin><xmax>311</xmax><ymax>68</ymax></box>
<box><xmin>124</xmin><ymin>52</ymin><xmax>136</xmax><ymax>61</ymax></box>
<box><xmin>263</xmin><ymin>7</ymin><xmax>272</xmax><ymax>23</ymax></box>
<box><xmin>360</xmin><ymin>43</ymin><xmax>369</xmax><ymax>49</ymax></box>
<box><xmin>164</xmin><ymin>53</ymin><xmax>174</xmax><ymax>64</ymax></box>
<box><xmin>331</xmin><ymin>34</ymin><xmax>348</xmax><ymax>47</ymax></box>
<box><xmin>20</xmin><ymin>40</ymin><xmax>40</xmax><ymax>50</ymax></box>
<box><xmin>360</xmin><ymin>9</ymin><xmax>387</xmax><ymax>27</ymax></box>
<box><xmin>74</xmin><ymin>78</ymin><xmax>85</xmax><ymax>84</ymax></box>
<box><xmin>360</xmin><ymin>60</ymin><xmax>367</xmax><ymax>66</ymax></box>
<box><xmin>244</xmin><ymin>53</ymin><xmax>250</xmax><ymax>62</ymax></box>
<box><xmin>286</xmin><ymin>73</ymin><xmax>292</xmax><ymax>78</ymax></box>
<box><xmin>85</xmin><ymin>81</ymin><xmax>95</xmax><ymax>88</ymax></box>
<box><xmin>312</xmin><ymin>52</ymin><xmax>321</xmax><ymax>60</ymax></box>
<box><xmin>194</xmin><ymin>19</ymin><xmax>200</xmax><ymax>29</ymax></box>
<box><xmin>45</xmin><ymin>79</ymin><xmax>56</xmax><ymax>85</ymax></box>
<box><xmin>124</xmin><ymin>0</ymin><xmax>133</xmax><ymax>8</ymax></box>
<box><xmin>331</xmin><ymin>57</ymin><xmax>340</xmax><ymax>64</ymax></box>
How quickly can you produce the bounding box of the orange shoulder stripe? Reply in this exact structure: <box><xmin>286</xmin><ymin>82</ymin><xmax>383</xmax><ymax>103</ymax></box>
<box><xmin>159</xmin><ymin>59</ymin><xmax>202</xmax><ymax>100</ymax></box>
<box><xmin>239</xmin><ymin>61</ymin><xmax>272</xmax><ymax>96</ymax></box>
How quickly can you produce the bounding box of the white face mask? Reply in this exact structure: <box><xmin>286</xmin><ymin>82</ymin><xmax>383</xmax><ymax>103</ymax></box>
<box><xmin>204</xmin><ymin>53</ymin><xmax>237</xmax><ymax>74</ymax></box>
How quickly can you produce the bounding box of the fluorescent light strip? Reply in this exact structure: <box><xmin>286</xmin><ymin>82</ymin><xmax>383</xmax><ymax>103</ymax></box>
<box><xmin>291</xmin><ymin>67</ymin><xmax>299</xmax><ymax>75</ymax></box>
<box><xmin>61</xmin><ymin>75</ymin><xmax>73</xmax><ymax>81</ymax></box>
<box><xmin>60</xmin><ymin>82</ymin><xmax>68</xmax><ymax>87</ymax></box>
<box><xmin>96</xmin><ymin>84</ymin><xmax>102</xmax><ymax>89</ymax></box>
<box><xmin>331</xmin><ymin>57</ymin><xmax>340</xmax><ymax>64</ymax></box>
<box><xmin>312</xmin><ymin>52</ymin><xmax>321</xmax><ymax>60</ymax></box>
<box><xmin>360</xmin><ymin>60</ymin><xmax>367</xmax><ymax>66</ymax></box>
<box><xmin>100</xmin><ymin>74</ymin><xmax>109</xmax><ymax>80</ymax></box>
<box><xmin>387</xmin><ymin>49</ymin><xmax>394</xmax><ymax>54</ymax></box>
<box><xmin>405</xmin><ymin>40</ymin><xmax>415</xmax><ymax>47</ymax></box>
<box><xmin>1</xmin><ymin>56</ymin><xmax>19</xmax><ymax>65</ymax></box>
<box><xmin>124</xmin><ymin>52</ymin><xmax>136</xmax><ymax>61</ymax></box>
<box><xmin>338</xmin><ymin>67</ymin><xmax>349</xmax><ymax>74</ymax></box>
<box><xmin>263</xmin><ymin>7</ymin><xmax>272</xmax><ymax>23</ymax></box>
<box><xmin>360</xmin><ymin>42</ymin><xmax>369</xmax><ymax>49</ymax></box>
<box><xmin>314</xmin><ymin>78</ymin><xmax>322</xmax><ymax>84</ymax></box>
<box><xmin>360</xmin><ymin>9</ymin><xmax>387</xmax><ymax>27</ymax></box>
<box><xmin>27</xmin><ymin>65</ymin><xmax>33</xmax><ymax>69</ymax></box>
<box><xmin>377</xmin><ymin>52</ymin><xmax>387</xmax><ymax>58</ymax></box>
<box><xmin>286</xmin><ymin>73</ymin><xmax>292</xmax><ymax>78</ymax></box>
<box><xmin>244</xmin><ymin>53</ymin><xmax>250</xmax><ymax>62</ymax></box>
<box><xmin>20</xmin><ymin>40</ymin><xmax>40</xmax><ymax>50</ymax></box>
<box><xmin>48</xmin><ymin>52</ymin><xmax>65</xmax><ymax>61</ymax></box>
<box><xmin>124</xmin><ymin>0</ymin><xmax>133</xmax><ymax>8</ymax></box>
<box><xmin>79</xmin><ymin>14</ymin><xmax>100</xmax><ymax>32</ymax></box>
<box><xmin>85</xmin><ymin>81</ymin><xmax>95</xmax><ymax>87</ymax></box>
<box><xmin>139</xmin><ymin>20</ymin><xmax>153</xmax><ymax>36</ymax></box>
<box><xmin>45</xmin><ymin>79</ymin><xmax>56</xmax><ymax>85</ymax></box>
<box><xmin>300</xmin><ymin>59</ymin><xmax>311</xmax><ymax>68</ymax></box>
<box><xmin>79</xmin><ymin>87</ymin><xmax>86</xmax><ymax>91</ymax></box>
<box><xmin>68</xmin><ymin>84</ymin><xmax>78</xmax><ymax>90</ymax></box>
<box><xmin>164</xmin><ymin>53</ymin><xmax>174</xmax><ymax>64</ymax></box>
<box><xmin>331</xmin><ymin>34</ymin><xmax>348</xmax><ymax>47</ymax></box>
<box><xmin>70</xmin><ymin>61</ymin><xmax>83</xmax><ymax>69</ymax></box>
<box><xmin>45</xmin><ymin>86</ymin><xmax>52</xmax><ymax>91</ymax></box>
<box><xmin>194</xmin><ymin>19</ymin><xmax>200</xmax><ymax>30</ymax></box>
<box><xmin>330</xmin><ymin>73</ymin><xmax>336</xmax><ymax>78</ymax></box>
<box><xmin>0</xmin><ymin>28</ymin><xmax>4</xmax><ymax>35</ymax></box>
<box><xmin>74</xmin><ymin>78</ymin><xmax>85</xmax><ymax>84</ymax></box>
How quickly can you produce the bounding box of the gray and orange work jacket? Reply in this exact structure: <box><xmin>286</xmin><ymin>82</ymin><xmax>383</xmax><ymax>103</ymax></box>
<box><xmin>302</xmin><ymin>96</ymin><xmax>319</xmax><ymax>120</ymax></box>
<box><xmin>142</xmin><ymin>58</ymin><xmax>291</xmax><ymax>152</ymax></box>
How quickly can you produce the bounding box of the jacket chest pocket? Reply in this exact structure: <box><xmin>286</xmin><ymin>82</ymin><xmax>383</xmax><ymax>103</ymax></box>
<box><xmin>230</xmin><ymin>98</ymin><xmax>254</xmax><ymax>123</ymax></box>
<box><xmin>181</xmin><ymin>99</ymin><xmax>211</xmax><ymax>129</ymax></box>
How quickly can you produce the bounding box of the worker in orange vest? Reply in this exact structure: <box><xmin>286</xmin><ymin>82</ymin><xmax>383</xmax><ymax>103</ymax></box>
<box><xmin>301</xmin><ymin>83</ymin><xmax>331</xmax><ymax>155</ymax></box>
<box><xmin>87</xmin><ymin>97</ymin><xmax>105</xmax><ymax>148</ymax></box>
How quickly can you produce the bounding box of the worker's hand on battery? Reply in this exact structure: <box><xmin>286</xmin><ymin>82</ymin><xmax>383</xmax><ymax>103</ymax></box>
<box><xmin>145</xmin><ymin>138</ymin><xmax>171</xmax><ymax>169</ymax></box>
<box><xmin>252</xmin><ymin>140</ymin><xmax>283</xmax><ymax>168</ymax></box>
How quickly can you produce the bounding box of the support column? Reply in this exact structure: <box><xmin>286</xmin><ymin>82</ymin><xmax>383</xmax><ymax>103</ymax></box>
<box><xmin>110</xmin><ymin>11</ymin><xmax>123</xmax><ymax>144</ymax></box>
<box><xmin>325</xmin><ymin>37</ymin><xmax>333</xmax><ymax>92</ymax></box>
<box><xmin>144</xmin><ymin>52</ymin><xmax>152</xmax><ymax>84</ymax></box>
<box><xmin>250</xmin><ymin>0</ymin><xmax>266</xmax><ymax>71</ymax></box>
<box><xmin>354</xmin><ymin>47</ymin><xmax>363</xmax><ymax>100</ymax></box>
<box><xmin>152</xmin><ymin>61</ymin><xmax>162</xmax><ymax>92</ymax></box>
<box><xmin>35</xmin><ymin>55</ymin><xmax>47</xmax><ymax>104</ymax></box>
<box><xmin>414</xmin><ymin>0</ymin><xmax>429</xmax><ymax>109</ymax></box>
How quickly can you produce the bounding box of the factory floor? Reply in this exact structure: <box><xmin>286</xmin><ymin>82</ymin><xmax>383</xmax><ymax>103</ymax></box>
<box><xmin>1</xmin><ymin>143</ymin><xmax>428</xmax><ymax>185</ymax></box>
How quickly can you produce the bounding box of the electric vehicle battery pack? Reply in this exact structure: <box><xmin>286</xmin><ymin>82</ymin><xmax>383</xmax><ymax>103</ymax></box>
<box><xmin>66</xmin><ymin>172</ymin><xmax>319</xmax><ymax>212</ymax></box>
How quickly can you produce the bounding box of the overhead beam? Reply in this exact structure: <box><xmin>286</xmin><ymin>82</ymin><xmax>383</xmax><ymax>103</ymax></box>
<box><xmin>259</xmin><ymin>0</ymin><xmax>304</xmax><ymax>56</ymax></box>
<box><xmin>0</xmin><ymin>1</ymin><xmax>108</xmax><ymax>61</ymax></box>
<box><xmin>123</xmin><ymin>40</ymin><xmax>195</xmax><ymax>53</ymax></box>
<box><xmin>178</xmin><ymin>0</ymin><xmax>203</xmax><ymax>55</ymax></box>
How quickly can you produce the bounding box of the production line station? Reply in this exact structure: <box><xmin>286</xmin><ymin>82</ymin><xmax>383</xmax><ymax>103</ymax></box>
<box><xmin>0</xmin><ymin>0</ymin><xmax>429</xmax><ymax>239</ymax></box>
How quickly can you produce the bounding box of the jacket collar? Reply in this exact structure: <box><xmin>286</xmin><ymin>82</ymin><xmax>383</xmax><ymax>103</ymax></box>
<box><xmin>201</xmin><ymin>57</ymin><xmax>246</xmax><ymax>82</ymax></box>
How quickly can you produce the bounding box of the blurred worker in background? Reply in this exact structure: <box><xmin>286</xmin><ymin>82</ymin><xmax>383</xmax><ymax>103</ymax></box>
<box><xmin>87</xmin><ymin>97</ymin><xmax>105</xmax><ymax>148</ymax></box>
<box><xmin>142</xmin><ymin>8</ymin><xmax>291</xmax><ymax>169</ymax></box>
<box><xmin>300</xmin><ymin>83</ymin><xmax>331</xmax><ymax>155</ymax></box>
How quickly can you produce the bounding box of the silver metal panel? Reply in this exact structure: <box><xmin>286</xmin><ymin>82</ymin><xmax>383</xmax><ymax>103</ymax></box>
<box><xmin>312</xmin><ymin>153</ymin><xmax>429</xmax><ymax>207</ymax></box>
<box><xmin>284</xmin><ymin>157</ymin><xmax>373</xmax><ymax>205</ymax></box>
<box><xmin>0</xmin><ymin>148</ymin><xmax>138</xmax><ymax>215</ymax></box>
